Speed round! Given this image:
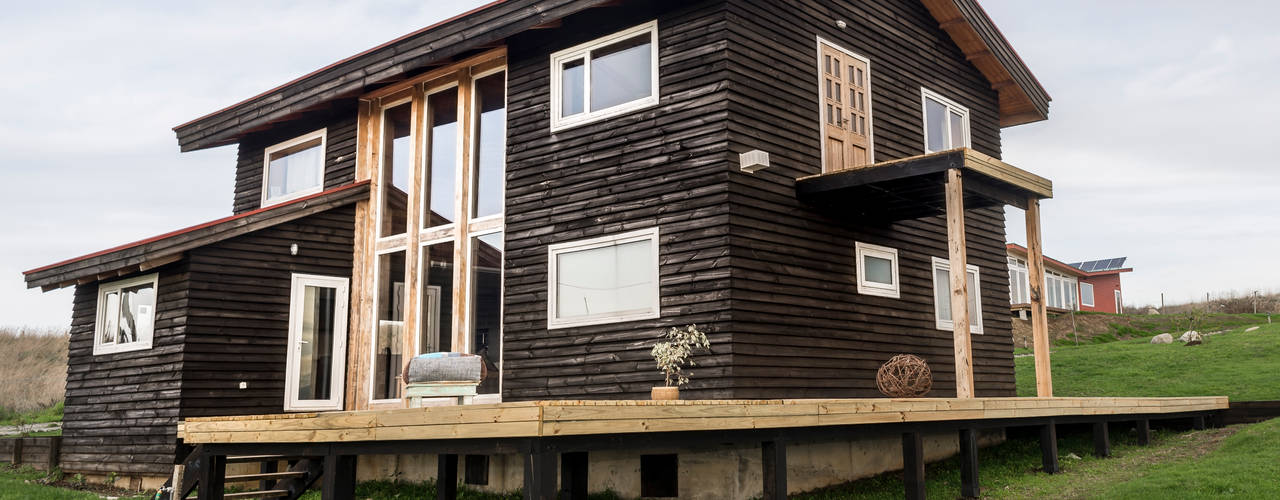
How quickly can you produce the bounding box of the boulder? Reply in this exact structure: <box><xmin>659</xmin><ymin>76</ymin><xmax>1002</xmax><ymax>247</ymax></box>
<box><xmin>1151</xmin><ymin>333</ymin><xmax>1173</xmax><ymax>344</ymax></box>
<box><xmin>1178</xmin><ymin>331</ymin><xmax>1201</xmax><ymax>343</ymax></box>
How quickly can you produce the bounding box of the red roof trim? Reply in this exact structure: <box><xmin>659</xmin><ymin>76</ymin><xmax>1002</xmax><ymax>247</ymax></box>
<box><xmin>23</xmin><ymin>181</ymin><xmax>370</xmax><ymax>276</ymax></box>
<box><xmin>172</xmin><ymin>0</ymin><xmax>509</xmax><ymax>131</ymax></box>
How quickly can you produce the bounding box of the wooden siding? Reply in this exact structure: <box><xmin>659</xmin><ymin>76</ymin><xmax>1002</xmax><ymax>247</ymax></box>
<box><xmin>501</xmin><ymin>0</ymin><xmax>736</xmax><ymax>401</ymax></box>
<box><xmin>62</xmin><ymin>265</ymin><xmax>187</xmax><ymax>476</ymax></box>
<box><xmin>181</xmin><ymin>206</ymin><xmax>355</xmax><ymax>418</ymax></box>
<box><xmin>232</xmin><ymin>107</ymin><xmax>358</xmax><ymax>214</ymax></box>
<box><xmin>720</xmin><ymin>0</ymin><xmax>1016</xmax><ymax>397</ymax></box>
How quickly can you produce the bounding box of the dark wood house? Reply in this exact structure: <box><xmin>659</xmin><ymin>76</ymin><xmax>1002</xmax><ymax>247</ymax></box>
<box><xmin>24</xmin><ymin>0</ymin><xmax>1055</xmax><ymax>493</ymax></box>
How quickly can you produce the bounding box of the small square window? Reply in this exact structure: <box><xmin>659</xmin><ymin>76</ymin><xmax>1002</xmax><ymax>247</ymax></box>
<box><xmin>931</xmin><ymin>257</ymin><xmax>983</xmax><ymax>334</ymax></box>
<box><xmin>921</xmin><ymin>88</ymin><xmax>970</xmax><ymax>153</ymax></box>
<box><xmin>547</xmin><ymin>228</ymin><xmax>661</xmax><ymax>329</ymax></box>
<box><xmin>855</xmin><ymin>242</ymin><xmax>899</xmax><ymax>298</ymax></box>
<box><xmin>640</xmin><ymin>454</ymin><xmax>678</xmax><ymax>498</ymax></box>
<box><xmin>94</xmin><ymin>274</ymin><xmax>159</xmax><ymax>355</ymax></box>
<box><xmin>550</xmin><ymin>21</ymin><xmax>659</xmax><ymax>131</ymax></box>
<box><xmin>262</xmin><ymin>129</ymin><xmax>327</xmax><ymax>207</ymax></box>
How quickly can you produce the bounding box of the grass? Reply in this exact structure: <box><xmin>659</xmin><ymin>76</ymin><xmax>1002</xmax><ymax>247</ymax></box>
<box><xmin>0</xmin><ymin>327</ymin><xmax>67</xmax><ymax>433</ymax></box>
<box><xmin>1095</xmin><ymin>417</ymin><xmax>1280</xmax><ymax>498</ymax></box>
<box><xmin>0</xmin><ymin>402</ymin><xmax>64</xmax><ymax>428</ymax></box>
<box><xmin>0</xmin><ymin>465</ymin><xmax>149</xmax><ymax>500</ymax></box>
<box><xmin>1016</xmin><ymin>321</ymin><xmax>1280</xmax><ymax>400</ymax></box>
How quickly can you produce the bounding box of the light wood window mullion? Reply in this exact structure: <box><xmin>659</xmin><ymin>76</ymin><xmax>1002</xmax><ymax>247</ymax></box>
<box><xmin>452</xmin><ymin>69</ymin><xmax>476</xmax><ymax>354</ymax></box>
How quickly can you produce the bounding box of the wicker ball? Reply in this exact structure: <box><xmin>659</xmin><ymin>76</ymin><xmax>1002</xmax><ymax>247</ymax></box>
<box><xmin>876</xmin><ymin>354</ymin><xmax>933</xmax><ymax>398</ymax></box>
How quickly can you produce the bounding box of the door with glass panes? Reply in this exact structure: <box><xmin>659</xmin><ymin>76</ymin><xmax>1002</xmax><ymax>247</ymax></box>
<box><xmin>819</xmin><ymin>39</ymin><xmax>873</xmax><ymax>172</ymax></box>
<box><xmin>285</xmin><ymin>274</ymin><xmax>349</xmax><ymax>411</ymax></box>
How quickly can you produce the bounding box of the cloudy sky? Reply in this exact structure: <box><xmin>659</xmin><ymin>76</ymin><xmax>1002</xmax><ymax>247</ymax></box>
<box><xmin>1</xmin><ymin>1</ymin><xmax>1276</xmax><ymax>329</ymax></box>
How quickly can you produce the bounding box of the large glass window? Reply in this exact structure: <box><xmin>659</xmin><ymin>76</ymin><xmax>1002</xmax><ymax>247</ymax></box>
<box><xmin>855</xmin><ymin>242</ymin><xmax>899</xmax><ymax>298</ymax></box>
<box><xmin>373</xmin><ymin>250</ymin><xmax>406</xmax><ymax>401</ymax></box>
<box><xmin>473</xmin><ymin>74</ymin><xmax>506</xmax><ymax>219</ymax></box>
<box><xmin>550</xmin><ymin>21</ymin><xmax>659</xmax><ymax>131</ymax></box>
<box><xmin>94</xmin><ymin>274</ymin><xmax>158</xmax><ymax>355</ymax></box>
<box><xmin>263</xmin><ymin>130</ymin><xmax>326</xmax><ymax>206</ymax></box>
<box><xmin>471</xmin><ymin>232</ymin><xmax>503</xmax><ymax>395</ymax></box>
<box><xmin>426</xmin><ymin>88</ymin><xmax>459</xmax><ymax>228</ymax></box>
<box><xmin>419</xmin><ymin>240</ymin><xmax>455</xmax><ymax>355</ymax></box>
<box><xmin>548</xmin><ymin>228</ymin><xmax>660</xmax><ymax>329</ymax></box>
<box><xmin>1080</xmin><ymin>282</ymin><xmax>1095</xmax><ymax>307</ymax></box>
<box><xmin>1007</xmin><ymin>257</ymin><xmax>1029</xmax><ymax>304</ymax></box>
<box><xmin>932</xmin><ymin>258</ymin><xmax>983</xmax><ymax>334</ymax></box>
<box><xmin>380</xmin><ymin>102</ymin><xmax>413</xmax><ymax>237</ymax></box>
<box><xmin>921</xmin><ymin>88</ymin><xmax>970</xmax><ymax>153</ymax></box>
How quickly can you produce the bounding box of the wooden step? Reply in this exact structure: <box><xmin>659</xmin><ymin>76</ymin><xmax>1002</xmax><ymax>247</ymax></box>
<box><xmin>226</xmin><ymin>454</ymin><xmax>312</xmax><ymax>463</ymax></box>
<box><xmin>225</xmin><ymin>471</ymin><xmax>306</xmax><ymax>483</ymax></box>
<box><xmin>224</xmin><ymin>490</ymin><xmax>289</xmax><ymax>499</ymax></box>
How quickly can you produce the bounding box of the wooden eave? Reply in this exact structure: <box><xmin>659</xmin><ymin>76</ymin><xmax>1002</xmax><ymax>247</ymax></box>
<box><xmin>795</xmin><ymin>148</ymin><xmax>1052</xmax><ymax>222</ymax></box>
<box><xmin>23</xmin><ymin>181</ymin><xmax>371</xmax><ymax>291</ymax></box>
<box><xmin>172</xmin><ymin>0</ymin><xmax>617</xmax><ymax>152</ymax></box>
<box><xmin>921</xmin><ymin>0</ymin><xmax>1051</xmax><ymax>127</ymax></box>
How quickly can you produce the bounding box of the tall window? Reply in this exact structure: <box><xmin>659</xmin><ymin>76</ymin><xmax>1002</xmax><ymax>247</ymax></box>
<box><xmin>262</xmin><ymin>129</ymin><xmax>326</xmax><ymax>206</ymax></box>
<box><xmin>94</xmin><ymin>274</ymin><xmax>158</xmax><ymax>355</ymax></box>
<box><xmin>818</xmin><ymin>38</ymin><xmax>873</xmax><ymax>172</ymax></box>
<box><xmin>932</xmin><ymin>258</ymin><xmax>983</xmax><ymax>334</ymax></box>
<box><xmin>1046</xmin><ymin>271</ymin><xmax>1077</xmax><ymax>310</ymax></box>
<box><xmin>550</xmin><ymin>21</ymin><xmax>659</xmax><ymax>131</ymax></box>
<box><xmin>1080</xmin><ymin>282</ymin><xmax>1095</xmax><ymax>307</ymax></box>
<box><xmin>921</xmin><ymin>88</ymin><xmax>970</xmax><ymax>153</ymax></box>
<box><xmin>547</xmin><ymin>228</ymin><xmax>661</xmax><ymax>329</ymax></box>
<box><xmin>367</xmin><ymin>51</ymin><xmax>507</xmax><ymax>404</ymax></box>
<box><xmin>1007</xmin><ymin>257</ymin><xmax>1029</xmax><ymax>304</ymax></box>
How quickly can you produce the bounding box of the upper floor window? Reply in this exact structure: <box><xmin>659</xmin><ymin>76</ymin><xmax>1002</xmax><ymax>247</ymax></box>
<box><xmin>818</xmin><ymin>38</ymin><xmax>873</xmax><ymax>172</ymax></box>
<box><xmin>94</xmin><ymin>274</ymin><xmax>158</xmax><ymax>355</ymax></box>
<box><xmin>855</xmin><ymin>242</ymin><xmax>899</xmax><ymax>298</ymax></box>
<box><xmin>550</xmin><ymin>21</ymin><xmax>659</xmax><ymax>132</ymax></box>
<box><xmin>547</xmin><ymin>228</ymin><xmax>661</xmax><ymax>329</ymax></box>
<box><xmin>921</xmin><ymin>88</ymin><xmax>969</xmax><ymax>153</ymax></box>
<box><xmin>262</xmin><ymin>129</ymin><xmax>327</xmax><ymax>206</ymax></box>
<box><xmin>932</xmin><ymin>257</ymin><xmax>983</xmax><ymax>334</ymax></box>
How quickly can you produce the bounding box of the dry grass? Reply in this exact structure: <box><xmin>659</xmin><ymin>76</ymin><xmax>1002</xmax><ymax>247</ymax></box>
<box><xmin>0</xmin><ymin>327</ymin><xmax>67</xmax><ymax>414</ymax></box>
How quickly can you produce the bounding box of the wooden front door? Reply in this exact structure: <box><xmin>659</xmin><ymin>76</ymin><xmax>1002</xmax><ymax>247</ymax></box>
<box><xmin>819</xmin><ymin>40</ymin><xmax>872</xmax><ymax>172</ymax></box>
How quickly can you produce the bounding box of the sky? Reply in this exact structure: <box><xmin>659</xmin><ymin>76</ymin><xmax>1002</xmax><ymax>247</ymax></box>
<box><xmin>1</xmin><ymin>1</ymin><xmax>1276</xmax><ymax>329</ymax></box>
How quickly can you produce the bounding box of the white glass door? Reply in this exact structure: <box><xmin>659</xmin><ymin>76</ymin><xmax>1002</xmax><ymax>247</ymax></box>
<box><xmin>285</xmin><ymin>274</ymin><xmax>350</xmax><ymax>411</ymax></box>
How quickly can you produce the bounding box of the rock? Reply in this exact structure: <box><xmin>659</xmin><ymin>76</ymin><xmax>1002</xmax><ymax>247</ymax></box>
<box><xmin>1246</xmin><ymin>326</ymin><xmax>1260</xmax><ymax>333</ymax></box>
<box><xmin>1151</xmin><ymin>333</ymin><xmax>1173</xmax><ymax>344</ymax></box>
<box><xmin>1065</xmin><ymin>452</ymin><xmax>1082</xmax><ymax>460</ymax></box>
<box><xmin>1178</xmin><ymin>331</ymin><xmax>1201</xmax><ymax>343</ymax></box>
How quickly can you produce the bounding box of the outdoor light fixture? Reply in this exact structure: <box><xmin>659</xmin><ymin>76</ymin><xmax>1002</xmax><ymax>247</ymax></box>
<box><xmin>290</xmin><ymin>243</ymin><xmax>299</xmax><ymax>255</ymax></box>
<box><xmin>836</xmin><ymin>20</ymin><xmax>847</xmax><ymax>29</ymax></box>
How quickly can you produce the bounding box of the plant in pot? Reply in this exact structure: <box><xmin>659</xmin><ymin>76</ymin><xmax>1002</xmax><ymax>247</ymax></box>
<box><xmin>649</xmin><ymin>324</ymin><xmax>710</xmax><ymax>400</ymax></box>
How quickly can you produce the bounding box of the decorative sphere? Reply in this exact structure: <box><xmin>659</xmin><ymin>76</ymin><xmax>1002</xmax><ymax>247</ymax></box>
<box><xmin>876</xmin><ymin>354</ymin><xmax>933</xmax><ymax>398</ymax></box>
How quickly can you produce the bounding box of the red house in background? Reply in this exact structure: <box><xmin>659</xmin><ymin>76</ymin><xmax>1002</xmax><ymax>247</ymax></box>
<box><xmin>1006</xmin><ymin>243</ymin><xmax>1133</xmax><ymax>315</ymax></box>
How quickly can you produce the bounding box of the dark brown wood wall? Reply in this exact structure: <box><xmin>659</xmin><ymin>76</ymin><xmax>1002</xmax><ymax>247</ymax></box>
<box><xmin>63</xmin><ymin>265</ymin><xmax>187</xmax><ymax>476</ymax></box>
<box><xmin>181</xmin><ymin>206</ymin><xmax>355</xmax><ymax>417</ymax></box>
<box><xmin>719</xmin><ymin>0</ymin><xmax>1016</xmax><ymax>397</ymax></box>
<box><xmin>231</xmin><ymin>105</ymin><xmax>359</xmax><ymax>214</ymax></box>
<box><xmin>501</xmin><ymin>0</ymin><xmax>736</xmax><ymax>401</ymax></box>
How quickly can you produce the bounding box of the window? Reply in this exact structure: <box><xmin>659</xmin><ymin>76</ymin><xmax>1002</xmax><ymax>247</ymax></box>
<box><xmin>94</xmin><ymin>274</ymin><xmax>158</xmax><ymax>355</ymax></box>
<box><xmin>931</xmin><ymin>258</ymin><xmax>983</xmax><ymax>334</ymax></box>
<box><xmin>855</xmin><ymin>242</ymin><xmax>899</xmax><ymax>298</ymax></box>
<box><xmin>550</xmin><ymin>21</ymin><xmax>659</xmax><ymax>131</ymax></box>
<box><xmin>1046</xmin><ymin>271</ymin><xmax>1078</xmax><ymax>310</ymax></box>
<box><xmin>818</xmin><ymin>38</ymin><xmax>874</xmax><ymax>172</ymax></box>
<box><xmin>921</xmin><ymin>88</ymin><xmax>970</xmax><ymax>153</ymax></box>
<box><xmin>640</xmin><ymin>454</ymin><xmax>679</xmax><ymax>498</ymax></box>
<box><xmin>1080</xmin><ymin>282</ymin><xmax>1095</xmax><ymax>307</ymax></box>
<box><xmin>1007</xmin><ymin>257</ymin><xmax>1029</xmax><ymax>304</ymax></box>
<box><xmin>285</xmin><ymin>274</ymin><xmax>348</xmax><ymax>412</ymax></box>
<box><xmin>547</xmin><ymin>228</ymin><xmax>660</xmax><ymax>329</ymax></box>
<box><xmin>262</xmin><ymin>129</ymin><xmax>326</xmax><ymax>206</ymax></box>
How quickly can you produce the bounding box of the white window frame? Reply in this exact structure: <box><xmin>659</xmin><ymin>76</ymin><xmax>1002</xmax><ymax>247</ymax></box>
<box><xmin>284</xmin><ymin>273</ymin><xmax>349</xmax><ymax>412</ymax></box>
<box><xmin>93</xmin><ymin>273</ymin><xmax>159</xmax><ymax>355</ymax></box>
<box><xmin>1007</xmin><ymin>256</ymin><xmax>1029</xmax><ymax>304</ymax></box>
<box><xmin>931</xmin><ymin>257</ymin><xmax>983</xmax><ymax>334</ymax></box>
<box><xmin>547</xmin><ymin>227</ymin><xmax>661</xmax><ymax>329</ymax></box>
<box><xmin>261</xmin><ymin>128</ymin><xmax>327</xmax><ymax>207</ymax></box>
<box><xmin>921</xmin><ymin>88</ymin><xmax>970</xmax><ymax>153</ymax></box>
<box><xmin>549</xmin><ymin>21</ymin><xmax>660</xmax><ymax>132</ymax></box>
<box><xmin>1115</xmin><ymin>290</ymin><xmax>1123</xmax><ymax>314</ymax></box>
<box><xmin>1080</xmin><ymin>281</ymin><xmax>1095</xmax><ymax>307</ymax></box>
<box><xmin>854</xmin><ymin>242</ymin><xmax>899</xmax><ymax>298</ymax></box>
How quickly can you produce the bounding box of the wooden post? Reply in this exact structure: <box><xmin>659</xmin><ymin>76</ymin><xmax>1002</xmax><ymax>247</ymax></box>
<box><xmin>438</xmin><ymin>454</ymin><xmax>458</xmax><ymax>500</ymax></box>
<box><xmin>958</xmin><ymin>429</ymin><xmax>980</xmax><ymax>498</ymax></box>
<box><xmin>10</xmin><ymin>438</ymin><xmax>21</xmax><ymax>466</ymax></box>
<box><xmin>1025</xmin><ymin>197</ymin><xmax>1053</xmax><ymax>397</ymax></box>
<box><xmin>1039</xmin><ymin>419</ymin><xmax>1059</xmax><ymax>474</ymax></box>
<box><xmin>1192</xmin><ymin>415</ymin><xmax>1207</xmax><ymax>430</ymax></box>
<box><xmin>761</xmin><ymin>441</ymin><xmax>787</xmax><ymax>500</ymax></box>
<box><xmin>945</xmin><ymin>168</ymin><xmax>975</xmax><ymax>398</ymax></box>
<box><xmin>197</xmin><ymin>453</ymin><xmax>225</xmax><ymax>500</ymax></box>
<box><xmin>523</xmin><ymin>444</ymin><xmax>557</xmax><ymax>500</ymax></box>
<box><xmin>902</xmin><ymin>432</ymin><xmax>926</xmax><ymax>500</ymax></box>
<box><xmin>259</xmin><ymin>459</ymin><xmax>278</xmax><ymax>492</ymax></box>
<box><xmin>1092</xmin><ymin>422</ymin><xmax>1110</xmax><ymax>458</ymax></box>
<box><xmin>1136</xmin><ymin>419</ymin><xmax>1151</xmax><ymax>445</ymax></box>
<box><xmin>560</xmin><ymin>452</ymin><xmax>588</xmax><ymax>500</ymax></box>
<box><xmin>322</xmin><ymin>455</ymin><xmax>357</xmax><ymax>500</ymax></box>
<box><xmin>47</xmin><ymin>436</ymin><xmax>60</xmax><ymax>472</ymax></box>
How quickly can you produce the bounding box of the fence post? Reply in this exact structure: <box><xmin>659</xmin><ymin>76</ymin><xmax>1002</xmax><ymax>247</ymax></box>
<box><xmin>47</xmin><ymin>436</ymin><xmax>61</xmax><ymax>471</ymax></box>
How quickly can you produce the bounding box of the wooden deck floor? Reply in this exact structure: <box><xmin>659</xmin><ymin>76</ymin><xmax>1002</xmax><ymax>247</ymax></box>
<box><xmin>179</xmin><ymin>397</ymin><xmax>1228</xmax><ymax>444</ymax></box>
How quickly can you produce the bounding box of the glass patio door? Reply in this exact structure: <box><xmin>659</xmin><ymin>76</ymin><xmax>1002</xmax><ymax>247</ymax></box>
<box><xmin>285</xmin><ymin>274</ymin><xmax>349</xmax><ymax>411</ymax></box>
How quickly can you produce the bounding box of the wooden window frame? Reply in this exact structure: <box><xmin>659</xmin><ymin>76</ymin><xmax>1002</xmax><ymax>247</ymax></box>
<box><xmin>547</xmin><ymin>227</ymin><xmax>661</xmax><ymax>329</ymax></box>
<box><xmin>816</xmin><ymin>36</ymin><xmax>876</xmax><ymax>172</ymax></box>
<box><xmin>1080</xmin><ymin>281</ymin><xmax>1095</xmax><ymax>307</ymax></box>
<box><xmin>93</xmin><ymin>273</ymin><xmax>158</xmax><ymax>355</ymax></box>
<box><xmin>549</xmin><ymin>20</ymin><xmax>660</xmax><ymax>132</ymax></box>
<box><xmin>261</xmin><ymin>128</ymin><xmax>328</xmax><ymax>207</ymax></box>
<box><xmin>931</xmin><ymin>257</ymin><xmax>983</xmax><ymax>334</ymax></box>
<box><xmin>921</xmin><ymin>88</ymin><xmax>971</xmax><ymax>153</ymax></box>
<box><xmin>854</xmin><ymin>242</ymin><xmax>899</xmax><ymax>298</ymax></box>
<box><xmin>284</xmin><ymin>273</ymin><xmax>349</xmax><ymax>412</ymax></box>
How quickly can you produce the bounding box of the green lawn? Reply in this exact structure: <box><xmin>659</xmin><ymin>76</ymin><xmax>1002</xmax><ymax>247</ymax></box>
<box><xmin>1016</xmin><ymin>322</ymin><xmax>1280</xmax><ymax>400</ymax></box>
<box><xmin>0</xmin><ymin>402</ymin><xmax>63</xmax><ymax>427</ymax></box>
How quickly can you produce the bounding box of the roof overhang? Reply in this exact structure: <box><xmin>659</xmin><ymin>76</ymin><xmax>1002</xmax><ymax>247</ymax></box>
<box><xmin>1006</xmin><ymin>243</ymin><xmax>1084</xmax><ymax>277</ymax></box>
<box><xmin>23</xmin><ymin>181</ymin><xmax>371</xmax><ymax>291</ymax></box>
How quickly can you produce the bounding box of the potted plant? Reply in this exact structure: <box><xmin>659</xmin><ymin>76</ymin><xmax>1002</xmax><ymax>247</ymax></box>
<box><xmin>649</xmin><ymin>324</ymin><xmax>710</xmax><ymax>400</ymax></box>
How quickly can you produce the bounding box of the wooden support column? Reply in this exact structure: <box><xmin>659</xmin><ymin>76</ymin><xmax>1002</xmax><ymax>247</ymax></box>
<box><xmin>523</xmin><ymin>444</ymin><xmax>557</xmax><ymax>500</ymax></box>
<box><xmin>1192</xmin><ymin>415</ymin><xmax>1207</xmax><ymax>430</ymax></box>
<box><xmin>47</xmin><ymin>436</ymin><xmax>60</xmax><ymax>472</ymax></box>
<box><xmin>1136</xmin><ymin>419</ymin><xmax>1151</xmax><ymax>445</ymax></box>
<box><xmin>902</xmin><ymin>432</ymin><xmax>926</xmax><ymax>500</ymax></box>
<box><xmin>1092</xmin><ymin>422</ymin><xmax>1110</xmax><ymax>458</ymax></box>
<box><xmin>945</xmin><ymin>168</ymin><xmax>975</xmax><ymax>398</ymax></box>
<box><xmin>560</xmin><ymin>452</ymin><xmax>588</xmax><ymax>500</ymax></box>
<box><xmin>438</xmin><ymin>454</ymin><xmax>458</xmax><ymax>500</ymax></box>
<box><xmin>10</xmin><ymin>438</ymin><xmax>20</xmax><ymax>466</ymax></box>
<box><xmin>761</xmin><ymin>441</ymin><xmax>787</xmax><ymax>500</ymax></box>
<box><xmin>197</xmin><ymin>453</ymin><xmax>226</xmax><ymax>500</ymax></box>
<box><xmin>958</xmin><ymin>429</ymin><xmax>980</xmax><ymax>498</ymax></box>
<box><xmin>1039</xmin><ymin>419</ymin><xmax>1059</xmax><ymax>474</ymax></box>
<box><xmin>259</xmin><ymin>459</ymin><xmax>278</xmax><ymax>492</ymax></box>
<box><xmin>322</xmin><ymin>455</ymin><xmax>358</xmax><ymax>500</ymax></box>
<box><xmin>1025</xmin><ymin>197</ymin><xmax>1053</xmax><ymax>397</ymax></box>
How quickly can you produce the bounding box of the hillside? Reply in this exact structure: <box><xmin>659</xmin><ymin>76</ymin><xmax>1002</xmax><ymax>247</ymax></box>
<box><xmin>1010</xmin><ymin>311</ymin><xmax>1269</xmax><ymax>350</ymax></box>
<box><xmin>0</xmin><ymin>327</ymin><xmax>67</xmax><ymax>421</ymax></box>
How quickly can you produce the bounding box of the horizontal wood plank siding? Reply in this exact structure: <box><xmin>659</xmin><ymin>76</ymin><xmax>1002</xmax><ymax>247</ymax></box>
<box><xmin>501</xmin><ymin>0</ymin><xmax>735</xmax><ymax>401</ymax></box>
<box><xmin>232</xmin><ymin>107</ymin><xmax>359</xmax><ymax>214</ymax></box>
<box><xmin>721</xmin><ymin>0</ymin><xmax>1016</xmax><ymax>397</ymax></box>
